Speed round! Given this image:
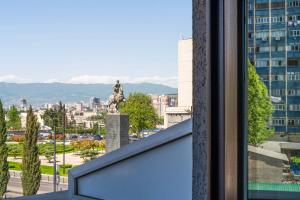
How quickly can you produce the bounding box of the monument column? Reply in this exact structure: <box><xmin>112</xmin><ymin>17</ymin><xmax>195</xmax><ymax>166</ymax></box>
<box><xmin>105</xmin><ymin>113</ymin><xmax>129</xmax><ymax>153</ymax></box>
<box><xmin>105</xmin><ymin>80</ymin><xmax>129</xmax><ymax>153</ymax></box>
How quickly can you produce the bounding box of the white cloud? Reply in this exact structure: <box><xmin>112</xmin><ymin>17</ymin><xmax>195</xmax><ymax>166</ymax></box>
<box><xmin>0</xmin><ymin>75</ymin><xmax>31</xmax><ymax>83</ymax></box>
<box><xmin>0</xmin><ymin>74</ymin><xmax>178</xmax><ymax>88</ymax></box>
<box><xmin>67</xmin><ymin>75</ymin><xmax>178</xmax><ymax>88</ymax></box>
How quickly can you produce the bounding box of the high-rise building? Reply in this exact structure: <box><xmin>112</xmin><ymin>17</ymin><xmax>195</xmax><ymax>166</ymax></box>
<box><xmin>90</xmin><ymin>97</ymin><xmax>101</xmax><ymax>111</ymax></box>
<box><xmin>19</xmin><ymin>98</ymin><xmax>28</xmax><ymax>111</ymax></box>
<box><xmin>248</xmin><ymin>0</ymin><xmax>300</xmax><ymax>141</ymax></box>
<box><xmin>164</xmin><ymin>39</ymin><xmax>193</xmax><ymax>128</ymax></box>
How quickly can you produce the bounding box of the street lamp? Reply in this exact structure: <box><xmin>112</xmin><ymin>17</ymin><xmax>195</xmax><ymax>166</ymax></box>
<box><xmin>53</xmin><ymin>125</ymin><xmax>57</xmax><ymax>192</ymax></box>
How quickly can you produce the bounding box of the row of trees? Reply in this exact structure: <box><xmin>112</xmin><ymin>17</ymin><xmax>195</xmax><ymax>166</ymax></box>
<box><xmin>0</xmin><ymin>100</ymin><xmax>41</xmax><ymax>197</ymax></box>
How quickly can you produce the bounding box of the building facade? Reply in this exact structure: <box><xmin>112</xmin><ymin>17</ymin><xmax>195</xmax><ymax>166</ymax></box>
<box><xmin>164</xmin><ymin>39</ymin><xmax>193</xmax><ymax>128</ymax></box>
<box><xmin>248</xmin><ymin>0</ymin><xmax>300</xmax><ymax>140</ymax></box>
<box><xmin>151</xmin><ymin>94</ymin><xmax>178</xmax><ymax>117</ymax></box>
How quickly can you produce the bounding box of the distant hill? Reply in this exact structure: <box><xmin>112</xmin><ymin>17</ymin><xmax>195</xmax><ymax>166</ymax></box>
<box><xmin>0</xmin><ymin>82</ymin><xmax>177</xmax><ymax>107</ymax></box>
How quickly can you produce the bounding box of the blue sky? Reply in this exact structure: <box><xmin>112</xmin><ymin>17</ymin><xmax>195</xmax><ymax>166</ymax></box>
<box><xmin>0</xmin><ymin>0</ymin><xmax>191</xmax><ymax>87</ymax></box>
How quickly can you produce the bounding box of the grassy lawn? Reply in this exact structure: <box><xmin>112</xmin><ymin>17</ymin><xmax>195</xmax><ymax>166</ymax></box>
<box><xmin>9</xmin><ymin>161</ymin><xmax>71</xmax><ymax>176</ymax></box>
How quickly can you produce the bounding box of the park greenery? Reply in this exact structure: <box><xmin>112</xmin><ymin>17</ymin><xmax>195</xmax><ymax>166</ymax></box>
<box><xmin>22</xmin><ymin>107</ymin><xmax>41</xmax><ymax>196</ymax></box>
<box><xmin>6</xmin><ymin>105</ymin><xmax>21</xmax><ymax>130</ymax></box>
<box><xmin>80</xmin><ymin>149</ymin><xmax>98</xmax><ymax>162</ymax></box>
<box><xmin>248</xmin><ymin>61</ymin><xmax>274</xmax><ymax>146</ymax></box>
<box><xmin>120</xmin><ymin>92</ymin><xmax>161</xmax><ymax>138</ymax></box>
<box><xmin>0</xmin><ymin>100</ymin><xmax>9</xmax><ymax>198</ymax></box>
<box><xmin>9</xmin><ymin>162</ymin><xmax>71</xmax><ymax>177</ymax></box>
<box><xmin>7</xmin><ymin>143</ymin><xmax>75</xmax><ymax>157</ymax></box>
<box><xmin>45</xmin><ymin>149</ymin><xmax>54</xmax><ymax>163</ymax></box>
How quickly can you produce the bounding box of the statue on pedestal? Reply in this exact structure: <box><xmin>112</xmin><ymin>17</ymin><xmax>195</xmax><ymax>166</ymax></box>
<box><xmin>108</xmin><ymin>80</ymin><xmax>125</xmax><ymax>113</ymax></box>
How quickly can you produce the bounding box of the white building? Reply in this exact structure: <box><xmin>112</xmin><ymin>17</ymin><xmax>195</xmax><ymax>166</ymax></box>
<box><xmin>164</xmin><ymin>39</ymin><xmax>193</xmax><ymax>128</ymax></box>
<box><xmin>20</xmin><ymin>110</ymin><xmax>45</xmax><ymax>128</ymax></box>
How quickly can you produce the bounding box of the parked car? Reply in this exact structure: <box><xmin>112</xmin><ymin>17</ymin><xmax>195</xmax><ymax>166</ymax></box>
<box><xmin>93</xmin><ymin>134</ymin><xmax>103</xmax><ymax>141</ymax></box>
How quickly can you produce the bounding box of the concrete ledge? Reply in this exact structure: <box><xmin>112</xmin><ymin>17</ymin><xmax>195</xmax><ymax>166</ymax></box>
<box><xmin>10</xmin><ymin>191</ymin><xmax>68</xmax><ymax>200</ymax></box>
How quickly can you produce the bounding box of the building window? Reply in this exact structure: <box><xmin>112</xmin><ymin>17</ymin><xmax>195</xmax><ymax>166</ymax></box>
<box><xmin>289</xmin><ymin>30</ymin><xmax>300</xmax><ymax>37</ymax></box>
<box><xmin>289</xmin><ymin>104</ymin><xmax>300</xmax><ymax>111</ymax></box>
<box><xmin>288</xmin><ymin>72</ymin><xmax>300</xmax><ymax>80</ymax></box>
<box><xmin>288</xmin><ymin>89</ymin><xmax>300</xmax><ymax>96</ymax></box>
<box><xmin>288</xmin><ymin>0</ymin><xmax>300</xmax><ymax>7</ymax></box>
<box><xmin>271</xmin><ymin>89</ymin><xmax>285</xmax><ymax>96</ymax></box>
<box><xmin>256</xmin><ymin>31</ymin><xmax>268</xmax><ymax>39</ymax></box>
<box><xmin>274</xmin><ymin>104</ymin><xmax>285</xmax><ymax>110</ymax></box>
<box><xmin>255</xmin><ymin>60</ymin><xmax>269</xmax><ymax>67</ymax></box>
<box><xmin>288</xmin><ymin>59</ymin><xmax>300</xmax><ymax>66</ymax></box>
<box><xmin>272</xmin><ymin>45</ymin><xmax>285</xmax><ymax>51</ymax></box>
<box><xmin>272</xmin><ymin>2</ymin><xmax>285</xmax><ymax>8</ymax></box>
<box><xmin>255</xmin><ymin>17</ymin><xmax>270</xmax><ymax>24</ymax></box>
<box><xmin>248</xmin><ymin>47</ymin><xmax>254</xmax><ymax>53</ymax></box>
<box><xmin>271</xmin><ymin>16</ymin><xmax>285</xmax><ymax>23</ymax></box>
<box><xmin>271</xmin><ymin>74</ymin><xmax>285</xmax><ymax>81</ymax></box>
<box><xmin>271</xmin><ymin>30</ymin><xmax>285</xmax><ymax>38</ymax></box>
<box><xmin>271</xmin><ymin>60</ymin><xmax>285</xmax><ymax>66</ymax></box>
<box><xmin>288</xmin><ymin>118</ymin><xmax>300</xmax><ymax>126</ymax></box>
<box><xmin>256</xmin><ymin>3</ymin><xmax>269</xmax><ymax>9</ymax></box>
<box><xmin>272</xmin><ymin>118</ymin><xmax>285</xmax><ymax>126</ymax></box>
<box><xmin>290</xmin><ymin>44</ymin><xmax>300</xmax><ymax>51</ymax></box>
<box><xmin>248</xmin><ymin>32</ymin><xmax>254</xmax><ymax>39</ymax></box>
<box><xmin>248</xmin><ymin>18</ymin><xmax>253</xmax><ymax>25</ymax></box>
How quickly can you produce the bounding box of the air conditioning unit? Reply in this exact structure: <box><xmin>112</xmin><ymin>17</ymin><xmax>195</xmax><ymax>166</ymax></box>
<box><xmin>262</xmin><ymin>37</ymin><xmax>267</xmax><ymax>41</ymax></box>
<box><xmin>276</xmin><ymin>36</ymin><xmax>281</xmax><ymax>40</ymax></box>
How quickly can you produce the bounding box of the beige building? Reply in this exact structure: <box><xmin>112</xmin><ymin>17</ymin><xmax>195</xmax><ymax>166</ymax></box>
<box><xmin>151</xmin><ymin>94</ymin><xmax>178</xmax><ymax>117</ymax></box>
<box><xmin>178</xmin><ymin>39</ymin><xmax>193</xmax><ymax>107</ymax></box>
<box><xmin>164</xmin><ymin>39</ymin><xmax>193</xmax><ymax>128</ymax></box>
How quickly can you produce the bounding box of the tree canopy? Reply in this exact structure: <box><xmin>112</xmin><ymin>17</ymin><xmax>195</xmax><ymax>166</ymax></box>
<box><xmin>22</xmin><ymin>106</ymin><xmax>41</xmax><ymax>196</ymax></box>
<box><xmin>248</xmin><ymin>61</ymin><xmax>274</xmax><ymax>146</ymax></box>
<box><xmin>42</xmin><ymin>102</ymin><xmax>66</xmax><ymax>130</ymax></box>
<box><xmin>0</xmin><ymin>100</ymin><xmax>9</xmax><ymax>197</ymax></box>
<box><xmin>6</xmin><ymin>105</ymin><xmax>21</xmax><ymax>130</ymax></box>
<box><xmin>120</xmin><ymin>92</ymin><xmax>160</xmax><ymax>138</ymax></box>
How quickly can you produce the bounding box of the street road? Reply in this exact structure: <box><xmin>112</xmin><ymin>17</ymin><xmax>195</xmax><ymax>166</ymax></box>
<box><xmin>5</xmin><ymin>177</ymin><xmax>68</xmax><ymax>198</ymax></box>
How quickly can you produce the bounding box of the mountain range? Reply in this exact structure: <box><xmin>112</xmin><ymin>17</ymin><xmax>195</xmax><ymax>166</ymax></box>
<box><xmin>0</xmin><ymin>82</ymin><xmax>177</xmax><ymax>107</ymax></box>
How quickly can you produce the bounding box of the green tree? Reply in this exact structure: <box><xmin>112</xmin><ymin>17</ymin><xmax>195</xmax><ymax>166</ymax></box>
<box><xmin>248</xmin><ymin>61</ymin><xmax>274</xmax><ymax>146</ymax></box>
<box><xmin>80</xmin><ymin>149</ymin><xmax>98</xmax><ymax>163</ymax></box>
<box><xmin>92</xmin><ymin>122</ymin><xmax>99</xmax><ymax>134</ymax></box>
<box><xmin>6</xmin><ymin>105</ymin><xmax>21</xmax><ymax>130</ymax></box>
<box><xmin>22</xmin><ymin>106</ymin><xmax>41</xmax><ymax>196</ymax></box>
<box><xmin>45</xmin><ymin>149</ymin><xmax>54</xmax><ymax>163</ymax></box>
<box><xmin>0</xmin><ymin>100</ymin><xmax>9</xmax><ymax>198</ymax></box>
<box><xmin>120</xmin><ymin>93</ymin><xmax>160</xmax><ymax>138</ymax></box>
<box><xmin>42</xmin><ymin>108</ymin><xmax>58</xmax><ymax>129</ymax></box>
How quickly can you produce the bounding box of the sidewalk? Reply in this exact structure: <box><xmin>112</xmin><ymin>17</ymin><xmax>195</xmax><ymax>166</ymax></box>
<box><xmin>9</xmin><ymin>170</ymin><xmax>69</xmax><ymax>185</ymax></box>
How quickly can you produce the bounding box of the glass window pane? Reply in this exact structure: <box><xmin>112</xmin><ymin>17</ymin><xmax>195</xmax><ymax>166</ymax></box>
<box><xmin>247</xmin><ymin>0</ymin><xmax>300</xmax><ymax>198</ymax></box>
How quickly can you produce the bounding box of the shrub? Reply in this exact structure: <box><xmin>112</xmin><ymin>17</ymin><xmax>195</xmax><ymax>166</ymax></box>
<box><xmin>11</xmin><ymin>135</ymin><xmax>25</xmax><ymax>142</ymax></box>
<box><xmin>59</xmin><ymin>164</ymin><xmax>73</xmax><ymax>169</ymax></box>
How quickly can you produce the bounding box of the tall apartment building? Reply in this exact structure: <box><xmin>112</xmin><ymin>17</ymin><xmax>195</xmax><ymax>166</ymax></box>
<box><xmin>248</xmin><ymin>0</ymin><xmax>300</xmax><ymax>141</ymax></box>
<box><xmin>164</xmin><ymin>39</ymin><xmax>193</xmax><ymax>128</ymax></box>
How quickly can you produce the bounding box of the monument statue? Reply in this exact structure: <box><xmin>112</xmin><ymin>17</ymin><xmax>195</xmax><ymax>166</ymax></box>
<box><xmin>108</xmin><ymin>80</ymin><xmax>125</xmax><ymax>113</ymax></box>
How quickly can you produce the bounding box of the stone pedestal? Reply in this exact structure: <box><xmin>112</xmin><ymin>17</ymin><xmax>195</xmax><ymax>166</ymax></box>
<box><xmin>105</xmin><ymin>113</ymin><xmax>129</xmax><ymax>153</ymax></box>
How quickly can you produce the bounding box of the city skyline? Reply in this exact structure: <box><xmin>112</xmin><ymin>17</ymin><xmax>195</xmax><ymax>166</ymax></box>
<box><xmin>0</xmin><ymin>0</ymin><xmax>192</xmax><ymax>88</ymax></box>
